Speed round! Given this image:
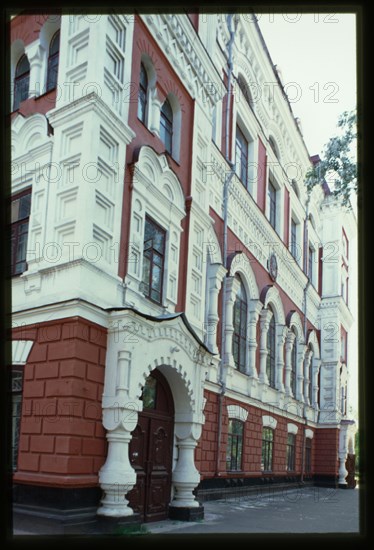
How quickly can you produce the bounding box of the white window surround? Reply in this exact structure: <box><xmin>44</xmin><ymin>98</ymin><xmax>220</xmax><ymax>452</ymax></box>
<box><xmin>305</xmin><ymin>429</ymin><xmax>314</xmax><ymax>439</ymax></box>
<box><xmin>262</xmin><ymin>415</ymin><xmax>277</xmax><ymax>429</ymax></box>
<box><xmin>139</xmin><ymin>53</ymin><xmax>157</xmax><ymax>130</ymax></box>
<box><xmin>125</xmin><ymin>146</ymin><xmax>185</xmax><ymax>315</ymax></box>
<box><xmin>12</xmin><ymin>340</ymin><xmax>34</xmax><ymax>365</ymax></box>
<box><xmin>287</xmin><ymin>422</ymin><xmax>298</xmax><ymax>435</ymax></box>
<box><xmin>266</xmin><ymin>168</ymin><xmax>284</xmax><ymax>238</ymax></box>
<box><xmin>160</xmin><ymin>93</ymin><xmax>182</xmax><ymax>163</ymax></box>
<box><xmin>289</xmin><ymin>211</ymin><xmax>303</xmax><ymax>267</ymax></box>
<box><xmin>39</xmin><ymin>15</ymin><xmax>61</xmax><ymax>95</ymax></box>
<box><xmin>227</xmin><ymin>404</ymin><xmax>249</xmax><ymax>422</ymax></box>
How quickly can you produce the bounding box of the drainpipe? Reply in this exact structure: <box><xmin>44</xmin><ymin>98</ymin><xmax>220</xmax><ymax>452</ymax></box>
<box><xmin>301</xmin><ymin>190</ymin><xmax>311</xmax><ymax>484</ymax></box>
<box><xmin>215</xmin><ymin>14</ymin><xmax>236</xmax><ymax>477</ymax></box>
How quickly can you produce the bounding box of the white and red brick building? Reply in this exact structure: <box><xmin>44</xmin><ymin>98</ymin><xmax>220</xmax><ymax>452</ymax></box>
<box><xmin>9</xmin><ymin>11</ymin><xmax>357</xmax><ymax>526</ymax></box>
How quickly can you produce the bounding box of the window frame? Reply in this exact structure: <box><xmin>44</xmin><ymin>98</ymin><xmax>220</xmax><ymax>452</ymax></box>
<box><xmin>10</xmin><ymin>188</ymin><xmax>32</xmax><ymax>277</ymax></box>
<box><xmin>290</xmin><ymin>218</ymin><xmax>297</xmax><ymax>259</ymax></box>
<box><xmin>261</xmin><ymin>427</ymin><xmax>274</xmax><ymax>472</ymax></box>
<box><xmin>226</xmin><ymin>418</ymin><xmax>244</xmax><ymax>472</ymax></box>
<box><xmin>308</xmin><ymin>245</ymin><xmax>314</xmax><ymax>285</ymax></box>
<box><xmin>305</xmin><ymin>437</ymin><xmax>312</xmax><ymax>473</ymax></box>
<box><xmin>232</xmin><ymin>276</ymin><xmax>248</xmax><ymax>373</ymax></box>
<box><xmin>160</xmin><ymin>98</ymin><xmax>173</xmax><ymax>155</ymax></box>
<box><xmin>268</xmin><ymin>179</ymin><xmax>277</xmax><ymax>231</ymax></box>
<box><xmin>286</xmin><ymin>433</ymin><xmax>296</xmax><ymax>472</ymax></box>
<box><xmin>290</xmin><ymin>329</ymin><xmax>297</xmax><ymax>396</ymax></box>
<box><xmin>235</xmin><ymin>125</ymin><xmax>249</xmax><ymax>188</ymax></box>
<box><xmin>13</xmin><ymin>54</ymin><xmax>30</xmax><ymax>111</ymax></box>
<box><xmin>137</xmin><ymin>61</ymin><xmax>148</xmax><ymax>125</ymax></box>
<box><xmin>10</xmin><ymin>366</ymin><xmax>24</xmax><ymax>471</ymax></box>
<box><xmin>46</xmin><ymin>30</ymin><xmax>60</xmax><ymax>92</ymax></box>
<box><xmin>266</xmin><ymin>311</ymin><xmax>276</xmax><ymax>388</ymax></box>
<box><xmin>141</xmin><ymin>215</ymin><xmax>166</xmax><ymax>305</ymax></box>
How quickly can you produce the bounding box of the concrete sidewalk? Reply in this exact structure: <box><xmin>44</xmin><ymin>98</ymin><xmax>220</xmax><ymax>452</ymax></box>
<box><xmin>12</xmin><ymin>487</ymin><xmax>360</xmax><ymax>536</ymax></box>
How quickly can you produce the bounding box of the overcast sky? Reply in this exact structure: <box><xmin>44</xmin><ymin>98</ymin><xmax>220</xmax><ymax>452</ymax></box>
<box><xmin>257</xmin><ymin>13</ymin><xmax>357</xmax><ymax>158</ymax></box>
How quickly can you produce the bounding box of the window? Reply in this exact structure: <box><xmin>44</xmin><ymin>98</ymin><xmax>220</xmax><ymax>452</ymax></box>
<box><xmin>268</xmin><ymin>180</ymin><xmax>277</xmax><ymax>230</ymax></box>
<box><xmin>286</xmin><ymin>433</ymin><xmax>296</xmax><ymax>471</ymax></box>
<box><xmin>142</xmin><ymin>216</ymin><xmax>166</xmax><ymax>304</ymax></box>
<box><xmin>11</xmin><ymin>190</ymin><xmax>31</xmax><ymax>276</ymax></box>
<box><xmin>10</xmin><ymin>367</ymin><xmax>24</xmax><ymax>471</ymax></box>
<box><xmin>305</xmin><ymin>438</ymin><xmax>312</xmax><ymax>473</ymax></box>
<box><xmin>261</xmin><ymin>427</ymin><xmax>274</xmax><ymax>472</ymax></box>
<box><xmin>308</xmin><ymin>351</ymin><xmax>313</xmax><ymax>404</ymax></box>
<box><xmin>46</xmin><ymin>30</ymin><xmax>60</xmax><ymax>92</ymax></box>
<box><xmin>237</xmin><ymin>77</ymin><xmax>252</xmax><ymax>109</ymax></box>
<box><xmin>226</xmin><ymin>419</ymin><xmax>244</xmax><ymax>471</ymax></box>
<box><xmin>290</xmin><ymin>329</ymin><xmax>297</xmax><ymax>396</ymax></box>
<box><xmin>266</xmin><ymin>311</ymin><xmax>276</xmax><ymax>388</ymax></box>
<box><xmin>13</xmin><ymin>54</ymin><xmax>30</xmax><ymax>110</ymax></box>
<box><xmin>160</xmin><ymin>99</ymin><xmax>173</xmax><ymax>155</ymax></box>
<box><xmin>137</xmin><ymin>62</ymin><xmax>148</xmax><ymax>124</ymax></box>
<box><xmin>142</xmin><ymin>375</ymin><xmax>157</xmax><ymax>409</ymax></box>
<box><xmin>232</xmin><ymin>276</ymin><xmax>247</xmax><ymax>373</ymax></box>
<box><xmin>308</xmin><ymin>246</ymin><xmax>314</xmax><ymax>283</ymax></box>
<box><xmin>235</xmin><ymin>126</ymin><xmax>249</xmax><ymax>187</ymax></box>
<box><xmin>290</xmin><ymin>219</ymin><xmax>297</xmax><ymax>259</ymax></box>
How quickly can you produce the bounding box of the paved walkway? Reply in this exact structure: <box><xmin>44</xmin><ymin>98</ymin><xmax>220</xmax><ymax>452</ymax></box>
<box><xmin>12</xmin><ymin>487</ymin><xmax>359</xmax><ymax>536</ymax></box>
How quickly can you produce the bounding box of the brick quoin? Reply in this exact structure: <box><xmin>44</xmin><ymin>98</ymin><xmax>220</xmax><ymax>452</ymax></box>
<box><xmin>13</xmin><ymin>317</ymin><xmax>108</xmax><ymax>489</ymax></box>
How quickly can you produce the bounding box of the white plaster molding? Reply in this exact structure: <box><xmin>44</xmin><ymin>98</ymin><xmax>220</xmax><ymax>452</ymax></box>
<box><xmin>262</xmin><ymin>415</ymin><xmax>277</xmax><ymax>429</ymax></box>
<box><xmin>227</xmin><ymin>404</ymin><xmax>249</xmax><ymax>422</ymax></box>
<box><xmin>287</xmin><ymin>422</ymin><xmax>298</xmax><ymax>435</ymax></box>
<box><xmin>305</xmin><ymin>428</ymin><xmax>314</xmax><ymax>439</ymax></box>
<box><xmin>12</xmin><ymin>340</ymin><xmax>34</xmax><ymax>365</ymax></box>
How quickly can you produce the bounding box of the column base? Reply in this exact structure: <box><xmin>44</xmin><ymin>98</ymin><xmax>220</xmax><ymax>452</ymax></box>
<box><xmin>168</xmin><ymin>505</ymin><xmax>204</xmax><ymax>522</ymax></box>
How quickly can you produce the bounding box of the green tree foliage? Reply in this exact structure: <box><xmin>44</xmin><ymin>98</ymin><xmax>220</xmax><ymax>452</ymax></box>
<box><xmin>306</xmin><ymin>110</ymin><xmax>357</xmax><ymax>207</ymax></box>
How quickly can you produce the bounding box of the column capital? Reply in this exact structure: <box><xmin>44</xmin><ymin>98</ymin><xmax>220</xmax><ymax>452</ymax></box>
<box><xmin>260</xmin><ymin>307</ymin><xmax>273</xmax><ymax>329</ymax></box>
<box><xmin>225</xmin><ymin>275</ymin><xmax>241</xmax><ymax>301</ymax></box>
<box><xmin>249</xmin><ymin>299</ymin><xmax>263</xmax><ymax>319</ymax></box>
<box><xmin>208</xmin><ymin>263</ymin><xmax>227</xmax><ymax>284</ymax></box>
<box><xmin>285</xmin><ymin>330</ymin><xmax>296</xmax><ymax>349</ymax></box>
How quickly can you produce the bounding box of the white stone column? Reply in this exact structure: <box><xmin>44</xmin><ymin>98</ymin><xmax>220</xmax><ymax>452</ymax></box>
<box><xmin>259</xmin><ymin>308</ymin><xmax>273</xmax><ymax>384</ymax></box>
<box><xmin>25</xmin><ymin>43</ymin><xmax>45</xmax><ymax>98</ymax></box>
<box><xmin>304</xmin><ymin>349</ymin><xmax>313</xmax><ymax>406</ymax></box>
<box><xmin>296</xmin><ymin>345</ymin><xmax>307</xmax><ymax>402</ymax></box>
<box><xmin>223</xmin><ymin>276</ymin><xmax>241</xmax><ymax>367</ymax></box>
<box><xmin>205</xmin><ymin>264</ymin><xmax>227</xmax><ymax>353</ymax></box>
<box><xmin>276</xmin><ymin>325</ymin><xmax>287</xmax><ymax>392</ymax></box>
<box><xmin>149</xmin><ymin>88</ymin><xmax>162</xmax><ymax>136</ymax></box>
<box><xmin>285</xmin><ymin>331</ymin><xmax>296</xmax><ymax>397</ymax></box>
<box><xmin>97</xmin><ymin>401</ymin><xmax>139</xmax><ymax>517</ymax></box>
<box><xmin>247</xmin><ymin>299</ymin><xmax>262</xmax><ymax>378</ymax></box>
<box><xmin>170</xmin><ymin>423</ymin><xmax>202</xmax><ymax>509</ymax></box>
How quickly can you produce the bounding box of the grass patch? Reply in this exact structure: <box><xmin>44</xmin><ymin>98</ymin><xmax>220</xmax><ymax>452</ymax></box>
<box><xmin>114</xmin><ymin>524</ymin><xmax>150</xmax><ymax>536</ymax></box>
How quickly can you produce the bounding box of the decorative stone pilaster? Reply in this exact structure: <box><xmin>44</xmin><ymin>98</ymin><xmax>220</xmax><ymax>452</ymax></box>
<box><xmin>247</xmin><ymin>299</ymin><xmax>262</xmax><ymax>378</ymax></box>
<box><xmin>25</xmin><ymin>43</ymin><xmax>45</xmax><ymax>98</ymax></box>
<box><xmin>223</xmin><ymin>276</ymin><xmax>241</xmax><ymax>367</ymax></box>
<box><xmin>149</xmin><ymin>88</ymin><xmax>162</xmax><ymax>136</ymax></box>
<box><xmin>296</xmin><ymin>345</ymin><xmax>307</xmax><ymax>402</ymax></box>
<box><xmin>169</xmin><ymin>423</ymin><xmax>204</xmax><ymax>519</ymax></box>
<box><xmin>285</xmin><ymin>331</ymin><xmax>296</xmax><ymax>397</ymax></box>
<box><xmin>97</xmin><ymin>400</ymin><xmax>139</xmax><ymax>517</ymax></box>
<box><xmin>303</xmin><ymin>349</ymin><xmax>313</xmax><ymax>406</ymax></box>
<box><xmin>205</xmin><ymin>263</ymin><xmax>227</xmax><ymax>353</ymax></box>
<box><xmin>276</xmin><ymin>325</ymin><xmax>288</xmax><ymax>392</ymax></box>
<box><xmin>259</xmin><ymin>308</ymin><xmax>273</xmax><ymax>384</ymax></box>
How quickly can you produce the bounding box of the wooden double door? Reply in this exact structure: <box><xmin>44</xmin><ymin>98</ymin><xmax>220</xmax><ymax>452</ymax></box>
<box><xmin>128</xmin><ymin>370</ymin><xmax>175</xmax><ymax>522</ymax></box>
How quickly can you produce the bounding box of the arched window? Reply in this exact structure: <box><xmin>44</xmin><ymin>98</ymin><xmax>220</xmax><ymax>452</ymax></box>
<box><xmin>269</xmin><ymin>136</ymin><xmax>280</xmax><ymax>161</ymax></box>
<box><xmin>266</xmin><ymin>309</ymin><xmax>276</xmax><ymax>388</ymax></box>
<box><xmin>291</xmin><ymin>328</ymin><xmax>297</xmax><ymax>396</ymax></box>
<box><xmin>160</xmin><ymin>98</ymin><xmax>173</xmax><ymax>155</ymax></box>
<box><xmin>137</xmin><ymin>62</ymin><xmax>148</xmax><ymax>124</ymax></box>
<box><xmin>308</xmin><ymin>347</ymin><xmax>313</xmax><ymax>404</ymax></box>
<box><xmin>232</xmin><ymin>276</ymin><xmax>247</xmax><ymax>373</ymax></box>
<box><xmin>238</xmin><ymin>76</ymin><xmax>253</xmax><ymax>109</ymax></box>
<box><xmin>226</xmin><ymin>419</ymin><xmax>244</xmax><ymax>471</ymax></box>
<box><xmin>13</xmin><ymin>54</ymin><xmax>30</xmax><ymax>111</ymax></box>
<box><xmin>46</xmin><ymin>30</ymin><xmax>60</xmax><ymax>92</ymax></box>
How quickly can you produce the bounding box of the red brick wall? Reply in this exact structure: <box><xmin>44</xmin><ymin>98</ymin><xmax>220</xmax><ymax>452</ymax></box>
<box><xmin>196</xmin><ymin>391</ymin><xmax>314</xmax><ymax>479</ymax></box>
<box><xmin>12</xmin><ymin>316</ymin><xmax>107</xmax><ymax>487</ymax></box>
<box><xmin>314</xmin><ymin>428</ymin><xmax>339</xmax><ymax>476</ymax></box>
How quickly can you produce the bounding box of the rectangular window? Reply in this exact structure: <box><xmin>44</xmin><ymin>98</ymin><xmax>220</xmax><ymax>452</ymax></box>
<box><xmin>142</xmin><ymin>216</ymin><xmax>166</xmax><ymax>304</ymax></box>
<box><xmin>286</xmin><ymin>433</ymin><xmax>296</xmax><ymax>471</ymax></box>
<box><xmin>261</xmin><ymin>427</ymin><xmax>274</xmax><ymax>472</ymax></box>
<box><xmin>290</xmin><ymin>219</ymin><xmax>297</xmax><ymax>259</ymax></box>
<box><xmin>235</xmin><ymin>126</ymin><xmax>248</xmax><ymax>187</ymax></box>
<box><xmin>308</xmin><ymin>246</ymin><xmax>314</xmax><ymax>283</ymax></box>
<box><xmin>305</xmin><ymin>438</ymin><xmax>312</xmax><ymax>473</ymax></box>
<box><xmin>10</xmin><ymin>190</ymin><xmax>31</xmax><ymax>276</ymax></box>
<box><xmin>268</xmin><ymin>180</ymin><xmax>277</xmax><ymax>230</ymax></box>
<box><xmin>10</xmin><ymin>367</ymin><xmax>24</xmax><ymax>471</ymax></box>
<box><xmin>226</xmin><ymin>419</ymin><xmax>244</xmax><ymax>471</ymax></box>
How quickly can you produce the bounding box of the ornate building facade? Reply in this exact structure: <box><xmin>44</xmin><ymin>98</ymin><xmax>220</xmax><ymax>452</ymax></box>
<box><xmin>9</xmin><ymin>12</ymin><xmax>357</xmax><ymax>525</ymax></box>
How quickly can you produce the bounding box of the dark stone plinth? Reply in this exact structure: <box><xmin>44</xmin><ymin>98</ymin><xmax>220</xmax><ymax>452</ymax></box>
<box><xmin>168</xmin><ymin>505</ymin><xmax>204</xmax><ymax>521</ymax></box>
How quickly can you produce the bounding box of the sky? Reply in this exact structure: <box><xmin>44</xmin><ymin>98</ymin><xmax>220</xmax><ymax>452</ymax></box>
<box><xmin>258</xmin><ymin>13</ymin><xmax>359</xmax><ymax>417</ymax></box>
<box><xmin>257</xmin><ymin>13</ymin><xmax>357</xmax><ymax>158</ymax></box>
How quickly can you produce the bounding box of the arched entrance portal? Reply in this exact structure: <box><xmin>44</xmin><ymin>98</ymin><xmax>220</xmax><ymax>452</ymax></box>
<box><xmin>127</xmin><ymin>369</ymin><xmax>175</xmax><ymax>522</ymax></box>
